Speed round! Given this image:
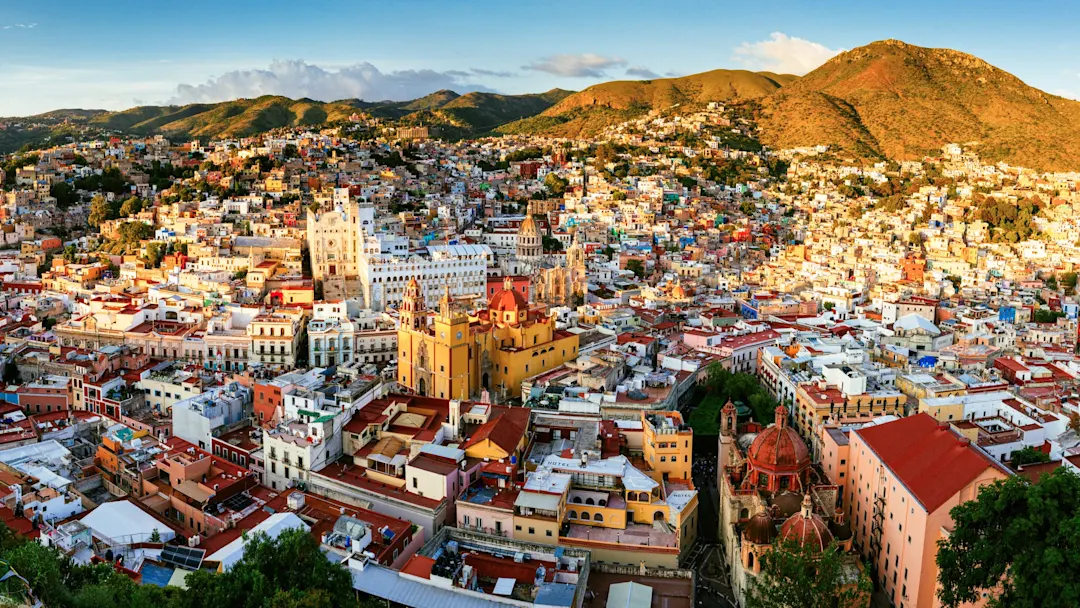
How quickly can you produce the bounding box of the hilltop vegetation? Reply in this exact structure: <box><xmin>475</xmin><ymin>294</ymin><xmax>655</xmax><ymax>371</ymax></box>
<box><xmin>87</xmin><ymin>96</ymin><xmax>359</xmax><ymax>140</ymax></box>
<box><xmin>496</xmin><ymin>69</ymin><xmax>795</xmax><ymax>137</ymax></box>
<box><xmin>9</xmin><ymin>39</ymin><xmax>1080</xmax><ymax>171</ymax></box>
<box><xmin>758</xmin><ymin>39</ymin><xmax>1080</xmax><ymax>171</ymax></box>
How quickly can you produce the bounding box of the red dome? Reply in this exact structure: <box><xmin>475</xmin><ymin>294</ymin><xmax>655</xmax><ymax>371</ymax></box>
<box><xmin>779</xmin><ymin>495</ymin><xmax>833</xmax><ymax>552</ymax></box>
<box><xmin>746</xmin><ymin>406</ymin><xmax>810</xmax><ymax>473</ymax></box>
<box><xmin>489</xmin><ymin>277</ymin><xmax>528</xmax><ymax>314</ymax></box>
<box><xmin>743</xmin><ymin>511</ymin><xmax>776</xmax><ymax>545</ymax></box>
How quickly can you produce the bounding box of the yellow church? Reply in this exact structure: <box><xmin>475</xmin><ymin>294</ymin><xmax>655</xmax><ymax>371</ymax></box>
<box><xmin>397</xmin><ymin>277</ymin><xmax>580</xmax><ymax>402</ymax></box>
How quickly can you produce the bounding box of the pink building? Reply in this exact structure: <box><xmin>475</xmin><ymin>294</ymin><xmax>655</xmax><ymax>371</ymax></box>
<box><xmin>835</xmin><ymin>415</ymin><xmax>1009</xmax><ymax>608</ymax></box>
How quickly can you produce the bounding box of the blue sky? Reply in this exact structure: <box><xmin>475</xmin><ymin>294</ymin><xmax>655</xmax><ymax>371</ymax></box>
<box><xmin>2</xmin><ymin>0</ymin><xmax>1079</xmax><ymax>115</ymax></box>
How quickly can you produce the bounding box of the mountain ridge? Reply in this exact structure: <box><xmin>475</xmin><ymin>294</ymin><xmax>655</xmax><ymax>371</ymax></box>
<box><xmin>5</xmin><ymin>40</ymin><xmax>1080</xmax><ymax>171</ymax></box>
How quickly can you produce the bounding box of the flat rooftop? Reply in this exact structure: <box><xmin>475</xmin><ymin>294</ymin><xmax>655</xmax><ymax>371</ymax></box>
<box><xmin>563</xmin><ymin>521</ymin><xmax>676</xmax><ymax>548</ymax></box>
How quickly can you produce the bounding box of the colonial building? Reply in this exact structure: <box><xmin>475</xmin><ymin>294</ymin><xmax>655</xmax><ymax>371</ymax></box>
<box><xmin>535</xmin><ymin>228</ymin><xmax>588</xmax><ymax>307</ymax></box>
<box><xmin>306</xmin><ymin>199</ymin><xmax>374</xmax><ymax>281</ymax></box>
<box><xmin>718</xmin><ymin>402</ymin><xmax>861</xmax><ymax>605</ymax></box>
<box><xmin>397</xmin><ymin>277</ymin><xmax>579</xmax><ymax>401</ymax></box>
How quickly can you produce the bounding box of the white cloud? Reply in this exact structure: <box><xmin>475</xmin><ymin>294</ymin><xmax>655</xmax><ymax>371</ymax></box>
<box><xmin>625</xmin><ymin>66</ymin><xmax>661</xmax><ymax>79</ymax></box>
<box><xmin>734</xmin><ymin>32</ymin><xmax>843</xmax><ymax>75</ymax></box>
<box><xmin>522</xmin><ymin>53</ymin><xmax>626</xmax><ymax>78</ymax></box>
<box><xmin>1</xmin><ymin>23</ymin><xmax>36</xmax><ymax>30</ymax></box>
<box><xmin>169</xmin><ymin>60</ymin><xmax>494</xmax><ymax>105</ymax></box>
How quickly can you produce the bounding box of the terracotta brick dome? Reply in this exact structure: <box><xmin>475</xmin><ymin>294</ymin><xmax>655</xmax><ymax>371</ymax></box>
<box><xmin>779</xmin><ymin>494</ymin><xmax>834</xmax><ymax>552</ymax></box>
<box><xmin>743</xmin><ymin>510</ymin><xmax>776</xmax><ymax>545</ymax></box>
<box><xmin>746</xmin><ymin>405</ymin><xmax>810</xmax><ymax>472</ymax></box>
<box><xmin>489</xmin><ymin>277</ymin><xmax>528</xmax><ymax>313</ymax></box>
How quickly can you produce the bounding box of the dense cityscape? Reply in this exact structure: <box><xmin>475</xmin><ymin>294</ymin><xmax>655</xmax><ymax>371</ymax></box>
<box><xmin>0</xmin><ymin>11</ymin><xmax>1079</xmax><ymax>608</ymax></box>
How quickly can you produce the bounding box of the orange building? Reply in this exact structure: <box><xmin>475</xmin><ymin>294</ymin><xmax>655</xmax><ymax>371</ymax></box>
<box><xmin>820</xmin><ymin>414</ymin><xmax>1010</xmax><ymax>608</ymax></box>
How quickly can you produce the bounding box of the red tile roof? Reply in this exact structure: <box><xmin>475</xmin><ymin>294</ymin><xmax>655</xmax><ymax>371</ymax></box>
<box><xmin>460</xmin><ymin>406</ymin><xmax>529</xmax><ymax>456</ymax></box>
<box><xmin>855</xmin><ymin>413</ymin><xmax>1001</xmax><ymax>513</ymax></box>
<box><xmin>401</xmin><ymin>555</ymin><xmax>435</xmax><ymax>579</ymax></box>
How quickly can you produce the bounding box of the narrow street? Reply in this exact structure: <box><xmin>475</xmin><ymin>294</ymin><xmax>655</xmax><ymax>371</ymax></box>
<box><xmin>687</xmin><ymin>446</ymin><xmax>739</xmax><ymax>608</ymax></box>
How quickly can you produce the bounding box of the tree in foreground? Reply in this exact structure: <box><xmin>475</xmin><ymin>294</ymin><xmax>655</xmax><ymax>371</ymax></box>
<box><xmin>176</xmin><ymin>528</ymin><xmax>353</xmax><ymax>608</ymax></box>
<box><xmin>744</xmin><ymin>537</ymin><xmax>871</xmax><ymax>608</ymax></box>
<box><xmin>937</xmin><ymin>467</ymin><xmax>1080</xmax><ymax>608</ymax></box>
<box><xmin>1009</xmin><ymin>446</ymin><xmax>1050</xmax><ymax>469</ymax></box>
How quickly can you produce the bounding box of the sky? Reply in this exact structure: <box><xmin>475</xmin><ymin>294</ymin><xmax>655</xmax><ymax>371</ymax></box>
<box><xmin>2</xmin><ymin>0</ymin><xmax>1080</xmax><ymax>116</ymax></box>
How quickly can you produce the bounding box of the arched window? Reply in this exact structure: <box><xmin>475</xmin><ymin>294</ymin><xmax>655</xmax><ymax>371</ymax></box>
<box><xmin>580</xmin><ymin>512</ymin><xmax>590</xmax><ymax>521</ymax></box>
<box><xmin>568</xmin><ymin>510</ymin><xmax>577</xmax><ymax>520</ymax></box>
<box><xmin>572</xmin><ymin>496</ymin><xmax>582</xmax><ymax>504</ymax></box>
<box><xmin>598</xmin><ymin>499</ymin><xmax>607</xmax><ymax>507</ymax></box>
<box><xmin>594</xmin><ymin>513</ymin><xmax>604</xmax><ymax>523</ymax></box>
<box><xmin>739</xmin><ymin>508</ymin><xmax>749</xmax><ymax>520</ymax></box>
<box><xmin>747</xmin><ymin>552</ymin><xmax>755</xmax><ymax>569</ymax></box>
<box><xmin>585</xmin><ymin>498</ymin><xmax>595</xmax><ymax>506</ymax></box>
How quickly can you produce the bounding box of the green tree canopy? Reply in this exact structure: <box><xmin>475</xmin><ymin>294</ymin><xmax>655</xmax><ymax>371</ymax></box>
<box><xmin>937</xmin><ymin>468</ymin><xmax>1080</xmax><ymax>608</ymax></box>
<box><xmin>1009</xmin><ymin>446</ymin><xmax>1051</xmax><ymax>469</ymax></box>
<box><xmin>625</xmin><ymin>258</ymin><xmax>646</xmax><ymax>279</ymax></box>
<box><xmin>745</xmin><ymin>537</ymin><xmax>871</xmax><ymax>608</ymax></box>
<box><xmin>119</xmin><ymin>197</ymin><xmax>144</xmax><ymax>218</ymax></box>
<box><xmin>87</xmin><ymin>195</ymin><xmax>112</xmax><ymax>228</ymax></box>
<box><xmin>544</xmin><ymin>173</ymin><xmax>568</xmax><ymax>196</ymax></box>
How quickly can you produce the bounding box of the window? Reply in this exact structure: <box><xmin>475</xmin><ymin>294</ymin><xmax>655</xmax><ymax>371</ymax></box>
<box><xmin>412</xmin><ymin>478</ymin><xmax>418</xmax><ymax>488</ymax></box>
<box><xmin>515</xmin><ymin>525</ymin><xmax>522</xmax><ymax>531</ymax></box>
<box><xmin>528</xmin><ymin>527</ymin><xmax>535</xmax><ymax>535</ymax></box>
<box><xmin>546</xmin><ymin>530</ymin><xmax>552</xmax><ymax>537</ymax></box>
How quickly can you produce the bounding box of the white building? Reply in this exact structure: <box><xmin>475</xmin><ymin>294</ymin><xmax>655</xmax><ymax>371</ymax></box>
<box><xmin>358</xmin><ymin>244</ymin><xmax>491</xmax><ymax>312</ymax></box>
<box><xmin>263</xmin><ymin>377</ymin><xmax>387</xmax><ymax>491</ymax></box>
<box><xmin>172</xmin><ymin>383</ymin><xmax>252</xmax><ymax>451</ymax></box>
<box><xmin>307</xmin><ymin>300</ymin><xmax>397</xmax><ymax>368</ymax></box>
<box><xmin>307</xmin><ymin>199</ymin><xmax>375</xmax><ymax>281</ymax></box>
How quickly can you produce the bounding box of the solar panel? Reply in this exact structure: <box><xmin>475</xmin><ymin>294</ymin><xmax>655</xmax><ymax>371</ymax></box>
<box><xmin>160</xmin><ymin>544</ymin><xmax>206</xmax><ymax>570</ymax></box>
<box><xmin>223</xmin><ymin>493</ymin><xmax>254</xmax><ymax>512</ymax></box>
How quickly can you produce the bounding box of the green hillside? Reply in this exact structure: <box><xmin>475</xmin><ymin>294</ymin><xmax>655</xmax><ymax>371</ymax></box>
<box><xmin>495</xmin><ymin>69</ymin><xmax>796</xmax><ymax>137</ymax></box>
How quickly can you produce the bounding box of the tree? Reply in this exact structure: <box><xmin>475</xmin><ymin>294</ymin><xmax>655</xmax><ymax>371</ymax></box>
<box><xmin>1045</xmin><ymin>274</ymin><xmax>1058</xmax><ymax>291</ymax></box>
<box><xmin>937</xmin><ymin>468</ymin><xmax>1080</xmax><ymax>608</ymax></box>
<box><xmin>88</xmin><ymin>195</ymin><xmax>112</xmax><ymax>228</ymax></box>
<box><xmin>542</xmin><ymin>235</ymin><xmax>563</xmax><ymax>253</ymax></box>
<box><xmin>822</xmin><ymin>302</ymin><xmax>835</xmax><ymax>311</ymax></box>
<box><xmin>119</xmin><ymin>197</ymin><xmax>144</xmax><ymax>218</ymax></box>
<box><xmin>50</xmin><ymin>182</ymin><xmax>80</xmax><ymax>209</ymax></box>
<box><xmin>745</xmin><ymin>537</ymin><xmax>871</xmax><ymax>608</ymax></box>
<box><xmin>62</xmin><ymin>245</ymin><xmax>78</xmax><ymax>263</ymax></box>
<box><xmin>116</xmin><ymin>222</ymin><xmax>154</xmax><ymax>246</ymax></box>
<box><xmin>544</xmin><ymin>173</ymin><xmax>568</xmax><ymax>196</ymax></box>
<box><xmin>1069</xmin><ymin>411</ymin><xmax>1080</xmax><ymax>436</ymax></box>
<box><xmin>1061</xmin><ymin>272</ymin><xmax>1078</xmax><ymax>296</ymax></box>
<box><xmin>178</xmin><ymin>529</ymin><xmax>354</xmax><ymax>608</ymax></box>
<box><xmin>611</xmin><ymin>190</ymin><xmax>627</xmax><ymax>201</ymax></box>
<box><xmin>1009</xmin><ymin>447</ymin><xmax>1051</xmax><ymax>468</ymax></box>
<box><xmin>2</xmin><ymin>361</ymin><xmax>20</xmax><ymax>385</ymax></box>
<box><xmin>149</xmin><ymin>529</ymin><xmax>161</xmax><ymax>543</ymax></box>
<box><xmin>625</xmin><ymin>259</ymin><xmax>646</xmax><ymax>279</ymax></box>
<box><xmin>601</xmin><ymin>245</ymin><xmax>615</xmax><ymax>260</ymax></box>
<box><xmin>144</xmin><ymin>243</ymin><xmax>166</xmax><ymax>269</ymax></box>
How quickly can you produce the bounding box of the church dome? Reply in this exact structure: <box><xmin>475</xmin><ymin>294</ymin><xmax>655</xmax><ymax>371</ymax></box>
<box><xmin>489</xmin><ymin>277</ymin><xmax>528</xmax><ymax>318</ymax></box>
<box><xmin>743</xmin><ymin>510</ymin><xmax>776</xmax><ymax>545</ymax></box>
<box><xmin>519</xmin><ymin>214</ymin><xmax>541</xmax><ymax>237</ymax></box>
<box><xmin>779</xmin><ymin>494</ymin><xmax>834</xmax><ymax>552</ymax></box>
<box><xmin>746</xmin><ymin>405</ymin><xmax>810</xmax><ymax>473</ymax></box>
